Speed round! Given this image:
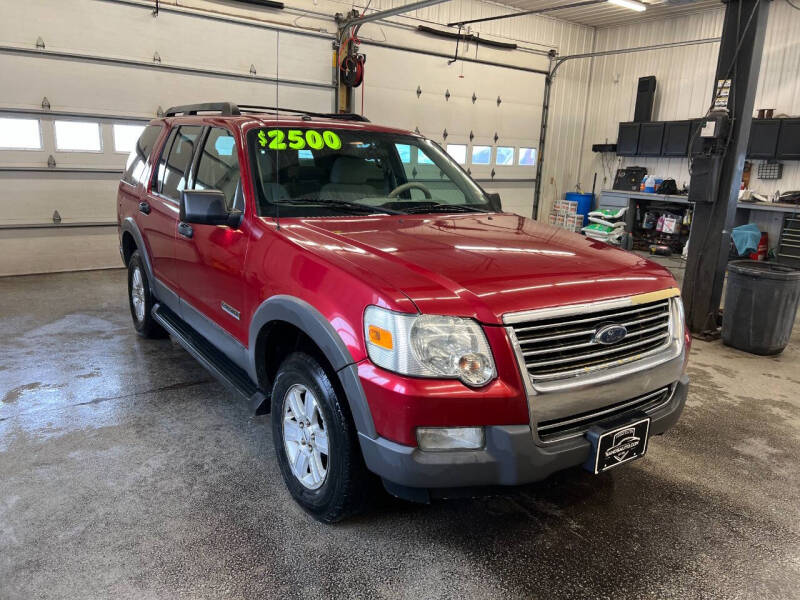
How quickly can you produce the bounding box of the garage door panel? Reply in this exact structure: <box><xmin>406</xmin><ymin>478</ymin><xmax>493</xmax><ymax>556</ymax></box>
<box><xmin>1</xmin><ymin>0</ymin><xmax>333</xmax><ymax>88</ymax></box>
<box><xmin>0</xmin><ymin>227</ymin><xmax>120</xmax><ymax>276</ymax></box>
<box><xmin>0</xmin><ymin>54</ymin><xmax>331</xmax><ymax>117</ymax></box>
<box><xmin>0</xmin><ymin>174</ymin><xmax>119</xmax><ymax>225</ymax></box>
<box><xmin>277</xmin><ymin>85</ymin><xmax>334</xmax><ymax>112</ymax></box>
<box><xmin>364</xmin><ymin>45</ymin><xmax>543</xmax><ymax>149</ymax></box>
<box><xmin>277</xmin><ymin>33</ymin><xmax>335</xmax><ymax>90</ymax></box>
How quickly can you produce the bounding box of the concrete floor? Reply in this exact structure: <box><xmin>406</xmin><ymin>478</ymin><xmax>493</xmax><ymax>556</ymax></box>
<box><xmin>1</xmin><ymin>269</ymin><xmax>799</xmax><ymax>600</ymax></box>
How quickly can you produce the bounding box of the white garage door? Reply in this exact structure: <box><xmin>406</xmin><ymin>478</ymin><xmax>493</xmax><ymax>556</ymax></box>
<box><xmin>361</xmin><ymin>43</ymin><xmax>544</xmax><ymax>217</ymax></box>
<box><xmin>0</xmin><ymin>0</ymin><xmax>334</xmax><ymax>276</ymax></box>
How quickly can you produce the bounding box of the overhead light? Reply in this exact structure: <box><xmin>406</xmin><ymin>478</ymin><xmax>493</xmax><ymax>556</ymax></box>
<box><xmin>608</xmin><ymin>0</ymin><xmax>647</xmax><ymax>11</ymax></box>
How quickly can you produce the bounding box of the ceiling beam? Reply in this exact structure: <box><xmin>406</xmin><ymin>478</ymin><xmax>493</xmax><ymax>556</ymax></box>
<box><xmin>447</xmin><ymin>0</ymin><xmax>608</xmax><ymax>27</ymax></box>
<box><xmin>341</xmin><ymin>0</ymin><xmax>452</xmax><ymax>29</ymax></box>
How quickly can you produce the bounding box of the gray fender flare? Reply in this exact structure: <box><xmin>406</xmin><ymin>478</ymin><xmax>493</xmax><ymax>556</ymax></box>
<box><xmin>120</xmin><ymin>218</ymin><xmax>155</xmax><ymax>292</ymax></box>
<box><xmin>248</xmin><ymin>295</ymin><xmax>377</xmax><ymax>439</ymax></box>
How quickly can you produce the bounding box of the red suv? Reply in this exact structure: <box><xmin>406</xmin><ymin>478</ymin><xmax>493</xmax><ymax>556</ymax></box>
<box><xmin>118</xmin><ymin>102</ymin><xmax>690</xmax><ymax>522</ymax></box>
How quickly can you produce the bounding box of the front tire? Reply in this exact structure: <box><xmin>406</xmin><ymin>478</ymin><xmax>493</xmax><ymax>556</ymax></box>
<box><xmin>127</xmin><ymin>251</ymin><xmax>165</xmax><ymax>338</ymax></box>
<box><xmin>272</xmin><ymin>352</ymin><xmax>370</xmax><ymax>523</ymax></box>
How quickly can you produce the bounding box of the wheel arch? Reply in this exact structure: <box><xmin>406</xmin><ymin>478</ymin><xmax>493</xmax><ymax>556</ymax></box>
<box><xmin>120</xmin><ymin>218</ymin><xmax>154</xmax><ymax>291</ymax></box>
<box><xmin>249</xmin><ymin>296</ymin><xmax>376</xmax><ymax>439</ymax></box>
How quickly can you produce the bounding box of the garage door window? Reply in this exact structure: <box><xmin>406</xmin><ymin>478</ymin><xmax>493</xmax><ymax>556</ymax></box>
<box><xmin>395</xmin><ymin>144</ymin><xmax>411</xmax><ymax>164</ymax></box>
<box><xmin>518</xmin><ymin>147</ymin><xmax>537</xmax><ymax>166</ymax></box>
<box><xmin>471</xmin><ymin>146</ymin><xmax>491</xmax><ymax>165</ymax></box>
<box><xmin>495</xmin><ymin>147</ymin><xmax>514</xmax><ymax>166</ymax></box>
<box><xmin>122</xmin><ymin>124</ymin><xmax>162</xmax><ymax>186</ymax></box>
<box><xmin>157</xmin><ymin>126</ymin><xmax>203</xmax><ymax>201</ymax></box>
<box><xmin>193</xmin><ymin>127</ymin><xmax>242</xmax><ymax>212</ymax></box>
<box><xmin>446</xmin><ymin>144</ymin><xmax>467</xmax><ymax>165</ymax></box>
<box><xmin>0</xmin><ymin>117</ymin><xmax>42</xmax><ymax>150</ymax></box>
<box><xmin>113</xmin><ymin>124</ymin><xmax>146</xmax><ymax>153</ymax></box>
<box><xmin>54</xmin><ymin>120</ymin><xmax>102</xmax><ymax>152</ymax></box>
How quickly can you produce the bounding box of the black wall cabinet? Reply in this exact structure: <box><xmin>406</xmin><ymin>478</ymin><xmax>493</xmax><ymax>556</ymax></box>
<box><xmin>747</xmin><ymin>119</ymin><xmax>782</xmax><ymax>159</ymax></box>
<box><xmin>662</xmin><ymin>120</ymin><xmax>690</xmax><ymax>156</ymax></box>
<box><xmin>639</xmin><ymin>122</ymin><xmax>664</xmax><ymax>156</ymax></box>
<box><xmin>776</xmin><ymin>119</ymin><xmax>800</xmax><ymax>160</ymax></box>
<box><xmin>615</xmin><ymin>117</ymin><xmax>799</xmax><ymax>160</ymax></box>
<box><xmin>617</xmin><ymin>122</ymin><xmax>641</xmax><ymax>156</ymax></box>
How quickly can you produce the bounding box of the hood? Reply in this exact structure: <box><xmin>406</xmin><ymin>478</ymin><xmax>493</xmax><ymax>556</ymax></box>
<box><xmin>291</xmin><ymin>213</ymin><xmax>677</xmax><ymax>324</ymax></box>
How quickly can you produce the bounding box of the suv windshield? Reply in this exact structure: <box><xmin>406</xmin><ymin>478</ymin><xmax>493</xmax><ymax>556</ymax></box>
<box><xmin>247</xmin><ymin>127</ymin><xmax>490</xmax><ymax>217</ymax></box>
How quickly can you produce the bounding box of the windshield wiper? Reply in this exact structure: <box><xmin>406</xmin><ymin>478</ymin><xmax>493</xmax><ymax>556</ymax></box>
<box><xmin>274</xmin><ymin>198</ymin><xmax>404</xmax><ymax>215</ymax></box>
<box><xmin>401</xmin><ymin>202</ymin><xmax>489</xmax><ymax>214</ymax></box>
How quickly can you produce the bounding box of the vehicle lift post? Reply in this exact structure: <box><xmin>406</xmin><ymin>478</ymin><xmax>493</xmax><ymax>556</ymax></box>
<box><xmin>682</xmin><ymin>0</ymin><xmax>771</xmax><ymax>337</ymax></box>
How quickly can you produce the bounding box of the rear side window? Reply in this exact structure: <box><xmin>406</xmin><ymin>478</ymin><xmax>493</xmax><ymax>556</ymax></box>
<box><xmin>157</xmin><ymin>126</ymin><xmax>203</xmax><ymax>201</ymax></box>
<box><xmin>122</xmin><ymin>124</ymin><xmax>162</xmax><ymax>186</ymax></box>
<box><xmin>193</xmin><ymin>127</ymin><xmax>241</xmax><ymax>211</ymax></box>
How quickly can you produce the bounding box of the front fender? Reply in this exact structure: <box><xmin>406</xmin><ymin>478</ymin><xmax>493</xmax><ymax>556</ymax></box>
<box><xmin>120</xmin><ymin>218</ymin><xmax>153</xmax><ymax>291</ymax></box>
<box><xmin>248</xmin><ymin>295</ymin><xmax>376</xmax><ymax>439</ymax></box>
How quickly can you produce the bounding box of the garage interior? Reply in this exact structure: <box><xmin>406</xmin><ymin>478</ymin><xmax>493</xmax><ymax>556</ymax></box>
<box><xmin>1</xmin><ymin>0</ymin><xmax>799</xmax><ymax>598</ymax></box>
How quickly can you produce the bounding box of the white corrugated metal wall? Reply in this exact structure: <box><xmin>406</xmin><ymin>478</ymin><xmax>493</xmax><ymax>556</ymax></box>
<box><xmin>578</xmin><ymin>1</ymin><xmax>800</xmax><ymax>197</ymax></box>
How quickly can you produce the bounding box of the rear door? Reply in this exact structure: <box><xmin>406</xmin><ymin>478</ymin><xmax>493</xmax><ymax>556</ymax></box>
<box><xmin>175</xmin><ymin>126</ymin><xmax>249</xmax><ymax>344</ymax></box>
<box><xmin>140</xmin><ymin>125</ymin><xmax>203</xmax><ymax>294</ymax></box>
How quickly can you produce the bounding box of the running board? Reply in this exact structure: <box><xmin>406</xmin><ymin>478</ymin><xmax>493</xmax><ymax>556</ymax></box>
<box><xmin>152</xmin><ymin>303</ymin><xmax>270</xmax><ymax>414</ymax></box>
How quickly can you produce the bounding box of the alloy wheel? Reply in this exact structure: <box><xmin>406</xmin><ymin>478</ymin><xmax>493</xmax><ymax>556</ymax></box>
<box><xmin>282</xmin><ymin>383</ymin><xmax>329</xmax><ymax>490</ymax></box>
<box><xmin>131</xmin><ymin>267</ymin><xmax>146</xmax><ymax>322</ymax></box>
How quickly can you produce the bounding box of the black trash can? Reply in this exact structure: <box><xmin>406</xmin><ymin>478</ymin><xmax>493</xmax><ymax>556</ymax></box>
<box><xmin>722</xmin><ymin>260</ymin><xmax>800</xmax><ymax>355</ymax></box>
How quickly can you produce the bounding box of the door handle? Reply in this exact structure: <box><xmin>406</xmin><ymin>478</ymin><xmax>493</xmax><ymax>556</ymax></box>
<box><xmin>178</xmin><ymin>222</ymin><xmax>193</xmax><ymax>239</ymax></box>
<box><xmin>138</xmin><ymin>201</ymin><xmax>151</xmax><ymax>215</ymax></box>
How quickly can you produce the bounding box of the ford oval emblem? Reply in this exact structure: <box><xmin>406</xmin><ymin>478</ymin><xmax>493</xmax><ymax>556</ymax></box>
<box><xmin>594</xmin><ymin>324</ymin><xmax>628</xmax><ymax>345</ymax></box>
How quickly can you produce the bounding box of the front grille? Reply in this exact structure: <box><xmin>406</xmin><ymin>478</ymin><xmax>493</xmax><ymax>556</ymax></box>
<box><xmin>536</xmin><ymin>386</ymin><xmax>672</xmax><ymax>442</ymax></box>
<box><xmin>510</xmin><ymin>298</ymin><xmax>672</xmax><ymax>380</ymax></box>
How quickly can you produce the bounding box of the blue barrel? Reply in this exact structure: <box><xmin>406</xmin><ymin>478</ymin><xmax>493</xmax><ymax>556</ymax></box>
<box><xmin>565</xmin><ymin>192</ymin><xmax>594</xmax><ymax>226</ymax></box>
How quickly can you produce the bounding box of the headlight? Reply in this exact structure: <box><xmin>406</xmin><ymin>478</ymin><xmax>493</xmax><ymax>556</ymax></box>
<box><xmin>363</xmin><ymin>306</ymin><xmax>496</xmax><ymax>387</ymax></box>
<box><xmin>671</xmin><ymin>295</ymin><xmax>686</xmax><ymax>348</ymax></box>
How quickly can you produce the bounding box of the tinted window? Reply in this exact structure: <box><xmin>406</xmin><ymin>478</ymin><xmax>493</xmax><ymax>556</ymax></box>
<box><xmin>122</xmin><ymin>124</ymin><xmax>162</xmax><ymax>186</ymax></box>
<box><xmin>194</xmin><ymin>127</ymin><xmax>241</xmax><ymax>211</ymax></box>
<box><xmin>158</xmin><ymin>126</ymin><xmax>203</xmax><ymax>201</ymax></box>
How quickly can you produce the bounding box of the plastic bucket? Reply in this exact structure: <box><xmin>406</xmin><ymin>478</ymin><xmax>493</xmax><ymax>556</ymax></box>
<box><xmin>721</xmin><ymin>261</ymin><xmax>800</xmax><ymax>355</ymax></box>
<box><xmin>565</xmin><ymin>192</ymin><xmax>593</xmax><ymax>226</ymax></box>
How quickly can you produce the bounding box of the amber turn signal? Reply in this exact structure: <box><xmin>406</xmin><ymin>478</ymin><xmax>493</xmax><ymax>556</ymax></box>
<box><xmin>368</xmin><ymin>325</ymin><xmax>394</xmax><ymax>350</ymax></box>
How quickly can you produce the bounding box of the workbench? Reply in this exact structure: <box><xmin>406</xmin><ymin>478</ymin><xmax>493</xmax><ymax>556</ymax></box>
<box><xmin>598</xmin><ymin>190</ymin><xmax>800</xmax><ymax>257</ymax></box>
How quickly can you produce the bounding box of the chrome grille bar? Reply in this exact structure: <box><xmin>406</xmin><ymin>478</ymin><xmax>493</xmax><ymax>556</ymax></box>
<box><xmin>507</xmin><ymin>297</ymin><xmax>674</xmax><ymax>380</ymax></box>
<box><xmin>525</xmin><ymin>331</ymin><xmax>670</xmax><ymax>367</ymax></box>
<box><xmin>512</xmin><ymin>300</ymin><xmax>669</xmax><ymax>334</ymax></box>
<box><xmin>522</xmin><ymin>323</ymin><xmax>669</xmax><ymax>357</ymax></box>
<box><xmin>536</xmin><ymin>386</ymin><xmax>673</xmax><ymax>441</ymax></box>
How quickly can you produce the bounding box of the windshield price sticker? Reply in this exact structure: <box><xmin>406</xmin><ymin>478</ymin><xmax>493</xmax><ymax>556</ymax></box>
<box><xmin>258</xmin><ymin>129</ymin><xmax>342</xmax><ymax>151</ymax></box>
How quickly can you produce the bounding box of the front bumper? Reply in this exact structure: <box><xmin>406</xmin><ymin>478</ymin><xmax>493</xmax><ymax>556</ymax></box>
<box><xmin>358</xmin><ymin>375</ymin><xmax>688</xmax><ymax>490</ymax></box>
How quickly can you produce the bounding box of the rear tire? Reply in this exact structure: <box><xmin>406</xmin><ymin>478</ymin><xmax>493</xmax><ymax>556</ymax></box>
<box><xmin>127</xmin><ymin>251</ymin><xmax>165</xmax><ymax>339</ymax></box>
<box><xmin>272</xmin><ymin>352</ymin><xmax>370</xmax><ymax>523</ymax></box>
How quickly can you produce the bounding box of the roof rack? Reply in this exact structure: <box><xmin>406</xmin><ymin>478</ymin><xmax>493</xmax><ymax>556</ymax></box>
<box><xmin>163</xmin><ymin>102</ymin><xmax>241</xmax><ymax>117</ymax></box>
<box><xmin>237</xmin><ymin>105</ymin><xmax>370</xmax><ymax>122</ymax></box>
<box><xmin>161</xmin><ymin>102</ymin><xmax>369</xmax><ymax>122</ymax></box>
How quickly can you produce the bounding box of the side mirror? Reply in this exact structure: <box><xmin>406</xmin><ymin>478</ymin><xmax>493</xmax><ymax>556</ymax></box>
<box><xmin>180</xmin><ymin>190</ymin><xmax>241</xmax><ymax>228</ymax></box>
<box><xmin>485</xmin><ymin>192</ymin><xmax>502</xmax><ymax>212</ymax></box>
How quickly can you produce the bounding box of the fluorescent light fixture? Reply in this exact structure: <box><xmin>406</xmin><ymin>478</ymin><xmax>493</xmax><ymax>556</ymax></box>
<box><xmin>608</xmin><ymin>0</ymin><xmax>647</xmax><ymax>12</ymax></box>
